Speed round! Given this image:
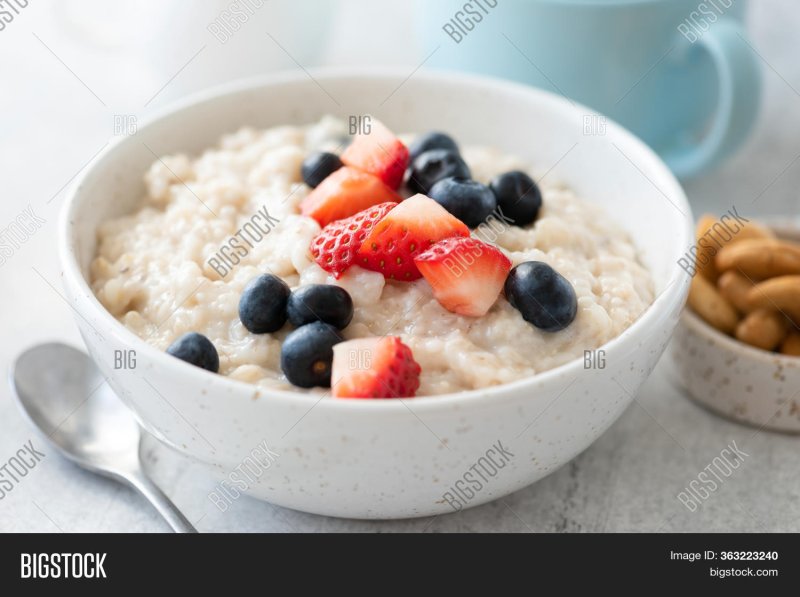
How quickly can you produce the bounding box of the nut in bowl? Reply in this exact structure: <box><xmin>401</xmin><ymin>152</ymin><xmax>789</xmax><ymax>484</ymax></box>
<box><xmin>672</xmin><ymin>215</ymin><xmax>800</xmax><ymax>433</ymax></box>
<box><xmin>60</xmin><ymin>69</ymin><xmax>691</xmax><ymax>518</ymax></box>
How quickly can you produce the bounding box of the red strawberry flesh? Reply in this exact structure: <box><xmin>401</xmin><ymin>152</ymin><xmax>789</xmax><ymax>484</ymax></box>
<box><xmin>341</xmin><ymin>118</ymin><xmax>409</xmax><ymax>190</ymax></box>
<box><xmin>310</xmin><ymin>202</ymin><xmax>398</xmax><ymax>278</ymax></box>
<box><xmin>357</xmin><ymin>194</ymin><xmax>470</xmax><ymax>281</ymax></box>
<box><xmin>300</xmin><ymin>166</ymin><xmax>401</xmax><ymax>227</ymax></box>
<box><xmin>414</xmin><ymin>236</ymin><xmax>512</xmax><ymax>317</ymax></box>
<box><xmin>332</xmin><ymin>336</ymin><xmax>421</xmax><ymax>399</ymax></box>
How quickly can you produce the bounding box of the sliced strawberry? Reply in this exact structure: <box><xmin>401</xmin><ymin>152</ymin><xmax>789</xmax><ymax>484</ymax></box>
<box><xmin>300</xmin><ymin>166</ymin><xmax>402</xmax><ymax>227</ymax></box>
<box><xmin>341</xmin><ymin>117</ymin><xmax>409</xmax><ymax>190</ymax></box>
<box><xmin>356</xmin><ymin>194</ymin><xmax>470</xmax><ymax>281</ymax></box>
<box><xmin>332</xmin><ymin>336</ymin><xmax>421</xmax><ymax>399</ymax></box>
<box><xmin>310</xmin><ymin>202</ymin><xmax>398</xmax><ymax>278</ymax></box>
<box><xmin>414</xmin><ymin>237</ymin><xmax>512</xmax><ymax>317</ymax></box>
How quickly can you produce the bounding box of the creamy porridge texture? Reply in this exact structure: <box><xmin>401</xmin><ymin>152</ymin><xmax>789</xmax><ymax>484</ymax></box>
<box><xmin>90</xmin><ymin>117</ymin><xmax>654</xmax><ymax>396</ymax></box>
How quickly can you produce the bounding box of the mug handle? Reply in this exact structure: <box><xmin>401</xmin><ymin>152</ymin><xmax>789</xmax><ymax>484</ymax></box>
<box><xmin>664</xmin><ymin>19</ymin><xmax>762</xmax><ymax>179</ymax></box>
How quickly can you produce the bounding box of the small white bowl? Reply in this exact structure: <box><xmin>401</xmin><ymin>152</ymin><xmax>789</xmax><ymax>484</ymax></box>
<box><xmin>672</xmin><ymin>311</ymin><xmax>800</xmax><ymax>433</ymax></box>
<box><xmin>671</xmin><ymin>221</ymin><xmax>800</xmax><ymax>433</ymax></box>
<box><xmin>59</xmin><ymin>68</ymin><xmax>692</xmax><ymax>519</ymax></box>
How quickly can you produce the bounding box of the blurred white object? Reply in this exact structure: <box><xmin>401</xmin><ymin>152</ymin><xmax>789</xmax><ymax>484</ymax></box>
<box><xmin>48</xmin><ymin>0</ymin><xmax>335</xmax><ymax>108</ymax></box>
<box><xmin>53</xmin><ymin>1</ymin><xmax>171</xmax><ymax>48</ymax></box>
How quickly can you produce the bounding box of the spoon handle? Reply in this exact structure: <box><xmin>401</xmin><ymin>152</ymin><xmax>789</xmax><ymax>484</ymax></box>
<box><xmin>127</xmin><ymin>470</ymin><xmax>198</xmax><ymax>533</ymax></box>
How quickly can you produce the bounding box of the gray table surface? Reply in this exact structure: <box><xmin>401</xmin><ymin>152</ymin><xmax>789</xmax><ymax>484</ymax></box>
<box><xmin>1</xmin><ymin>1</ymin><xmax>798</xmax><ymax>532</ymax></box>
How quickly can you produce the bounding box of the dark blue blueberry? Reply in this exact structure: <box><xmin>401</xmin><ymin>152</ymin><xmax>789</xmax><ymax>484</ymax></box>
<box><xmin>280</xmin><ymin>322</ymin><xmax>344</xmax><ymax>388</ymax></box>
<box><xmin>287</xmin><ymin>284</ymin><xmax>354</xmax><ymax>329</ymax></box>
<box><xmin>166</xmin><ymin>332</ymin><xmax>219</xmax><ymax>373</ymax></box>
<box><xmin>408</xmin><ymin>132</ymin><xmax>460</xmax><ymax>162</ymax></box>
<box><xmin>504</xmin><ymin>262</ymin><xmax>577</xmax><ymax>332</ymax></box>
<box><xmin>406</xmin><ymin>149</ymin><xmax>471</xmax><ymax>194</ymax></box>
<box><xmin>301</xmin><ymin>152</ymin><xmax>343</xmax><ymax>188</ymax></box>
<box><xmin>429</xmin><ymin>177</ymin><xmax>497</xmax><ymax>228</ymax></box>
<box><xmin>239</xmin><ymin>274</ymin><xmax>291</xmax><ymax>333</ymax></box>
<box><xmin>489</xmin><ymin>171</ymin><xmax>542</xmax><ymax>227</ymax></box>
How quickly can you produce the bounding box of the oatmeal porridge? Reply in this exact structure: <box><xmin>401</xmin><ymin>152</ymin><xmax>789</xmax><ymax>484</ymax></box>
<box><xmin>90</xmin><ymin>116</ymin><xmax>653</xmax><ymax>397</ymax></box>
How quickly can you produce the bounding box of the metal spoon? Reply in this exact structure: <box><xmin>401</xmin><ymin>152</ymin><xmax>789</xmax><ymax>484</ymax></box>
<box><xmin>10</xmin><ymin>343</ymin><xmax>197</xmax><ymax>533</ymax></box>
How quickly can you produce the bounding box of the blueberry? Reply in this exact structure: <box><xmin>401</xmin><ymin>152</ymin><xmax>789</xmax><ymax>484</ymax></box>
<box><xmin>429</xmin><ymin>177</ymin><xmax>497</xmax><ymax>228</ymax></box>
<box><xmin>239</xmin><ymin>274</ymin><xmax>291</xmax><ymax>334</ymax></box>
<box><xmin>280</xmin><ymin>322</ymin><xmax>344</xmax><ymax>388</ymax></box>
<box><xmin>406</xmin><ymin>149</ymin><xmax>471</xmax><ymax>194</ymax></box>
<box><xmin>504</xmin><ymin>262</ymin><xmax>577</xmax><ymax>332</ymax></box>
<box><xmin>287</xmin><ymin>284</ymin><xmax>354</xmax><ymax>329</ymax></box>
<box><xmin>301</xmin><ymin>152</ymin><xmax>343</xmax><ymax>188</ymax></box>
<box><xmin>408</xmin><ymin>132</ymin><xmax>460</xmax><ymax>162</ymax></box>
<box><xmin>489</xmin><ymin>171</ymin><xmax>542</xmax><ymax>227</ymax></box>
<box><xmin>166</xmin><ymin>332</ymin><xmax>219</xmax><ymax>373</ymax></box>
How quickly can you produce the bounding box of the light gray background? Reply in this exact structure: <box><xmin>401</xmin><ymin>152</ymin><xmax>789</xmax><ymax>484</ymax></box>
<box><xmin>0</xmin><ymin>0</ymin><xmax>798</xmax><ymax>532</ymax></box>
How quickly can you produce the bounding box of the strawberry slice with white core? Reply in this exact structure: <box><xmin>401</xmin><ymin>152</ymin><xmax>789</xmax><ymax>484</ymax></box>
<box><xmin>357</xmin><ymin>194</ymin><xmax>470</xmax><ymax>281</ymax></box>
<box><xmin>341</xmin><ymin>117</ymin><xmax>410</xmax><ymax>190</ymax></box>
<box><xmin>414</xmin><ymin>236</ymin><xmax>512</xmax><ymax>317</ymax></box>
<box><xmin>300</xmin><ymin>166</ymin><xmax>402</xmax><ymax>227</ymax></box>
<box><xmin>331</xmin><ymin>336</ymin><xmax>421</xmax><ymax>399</ymax></box>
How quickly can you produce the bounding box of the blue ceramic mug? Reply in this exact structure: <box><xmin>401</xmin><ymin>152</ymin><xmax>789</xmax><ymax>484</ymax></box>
<box><xmin>416</xmin><ymin>0</ymin><xmax>762</xmax><ymax>178</ymax></box>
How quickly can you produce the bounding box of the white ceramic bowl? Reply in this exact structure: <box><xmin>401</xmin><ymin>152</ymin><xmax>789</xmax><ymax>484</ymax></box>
<box><xmin>670</xmin><ymin>220</ymin><xmax>800</xmax><ymax>433</ymax></box>
<box><xmin>671</xmin><ymin>311</ymin><xmax>800</xmax><ymax>433</ymax></box>
<box><xmin>59</xmin><ymin>69</ymin><xmax>692</xmax><ymax>519</ymax></box>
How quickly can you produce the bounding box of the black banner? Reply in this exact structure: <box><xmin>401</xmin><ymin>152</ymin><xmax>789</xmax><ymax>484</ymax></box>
<box><xmin>0</xmin><ymin>533</ymin><xmax>795</xmax><ymax>591</ymax></box>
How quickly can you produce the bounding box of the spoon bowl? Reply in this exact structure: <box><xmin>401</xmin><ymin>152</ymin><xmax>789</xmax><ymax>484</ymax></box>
<box><xmin>12</xmin><ymin>343</ymin><xmax>141</xmax><ymax>475</ymax></box>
